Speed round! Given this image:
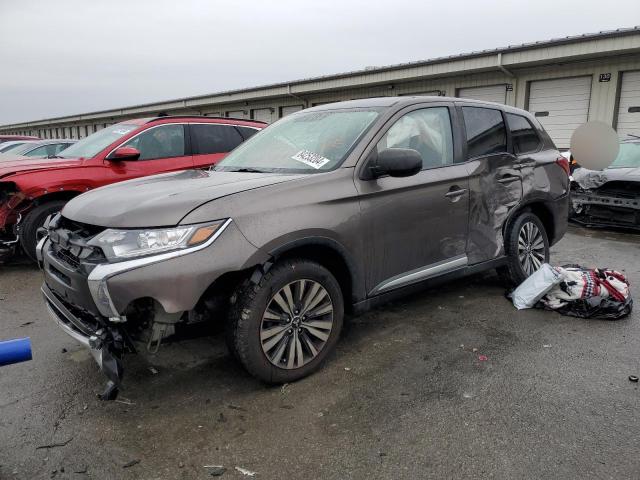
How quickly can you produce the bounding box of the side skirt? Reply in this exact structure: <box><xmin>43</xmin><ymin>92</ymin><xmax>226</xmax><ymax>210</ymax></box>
<box><xmin>351</xmin><ymin>256</ymin><xmax>507</xmax><ymax>315</ymax></box>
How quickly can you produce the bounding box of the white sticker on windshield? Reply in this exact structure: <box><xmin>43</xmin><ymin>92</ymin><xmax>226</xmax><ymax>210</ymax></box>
<box><xmin>291</xmin><ymin>150</ymin><xmax>331</xmax><ymax>169</ymax></box>
<box><xmin>113</xmin><ymin>128</ymin><xmax>134</xmax><ymax>135</ymax></box>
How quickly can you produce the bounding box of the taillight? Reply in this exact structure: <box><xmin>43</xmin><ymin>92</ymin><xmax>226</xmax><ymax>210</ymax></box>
<box><xmin>555</xmin><ymin>156</ymin><xmax>570</xmax><ymax>176</ymax></box>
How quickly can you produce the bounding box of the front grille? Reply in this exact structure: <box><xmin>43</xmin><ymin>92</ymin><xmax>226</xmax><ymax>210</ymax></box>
<box><xmin>53</xmin><ymin>247</ymin><xmax>81</xmax><ymax>269</ymax></box>
<box><xmin>48</xmin><ymin>216</ymin><xmax>106</xmax><ymax>270</ymax></box>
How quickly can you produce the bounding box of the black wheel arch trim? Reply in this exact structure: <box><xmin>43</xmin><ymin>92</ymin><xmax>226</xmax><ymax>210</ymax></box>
<box><xmin>254</xmin><ymin>236</ymin><xmax>365</xmax><ymax>306</ymax></box>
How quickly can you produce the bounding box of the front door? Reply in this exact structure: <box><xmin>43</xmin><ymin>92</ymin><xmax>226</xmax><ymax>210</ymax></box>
<box><xmin>355</xmin><ymin>105</ymin><xmax>469</xmax><ymax>296</ymax></box>
<box><xmin>459</xmin><ymin>105</ymin><xmax>523</xmax><ymax>264</ymax></box>
<box><xmin>105</xmin><ymin>123</ymin><xmax>193</xmax><ymax>184</ymax></box>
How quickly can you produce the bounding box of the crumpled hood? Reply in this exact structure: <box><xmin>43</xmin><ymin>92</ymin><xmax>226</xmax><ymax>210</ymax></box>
<box><xmin>0</xmin><ymin>155</ymin><xmax>82</xmax><ymax>178</ymax></box>
<box><xmin>603</xmin><ymin>166</ymin><xmax>640</xmax><ymax>182</ymax></box>
<box><xmin>62</xmin><ymin>169</ymin><xmax>305</xmax><ymax>228</ymax></box>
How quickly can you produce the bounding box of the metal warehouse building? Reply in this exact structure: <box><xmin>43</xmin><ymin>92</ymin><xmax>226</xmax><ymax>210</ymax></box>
<box><xmin>2</xmin><ymin>27</ymin><xmax>640</xmax><ymax>148</ymax></box>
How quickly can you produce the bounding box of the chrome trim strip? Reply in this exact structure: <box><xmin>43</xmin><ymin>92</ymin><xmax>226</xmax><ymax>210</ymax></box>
<box><xmin>35</xmin><ymin>236</ymin><xmax>48</xmax><ymax>265</ymax></box>
<box><xmin>370</xmin><ymin>255</ymin><xmax>468</xmax><ymax>296</ymax></box>
<box><xmin>45</xmin><ymin>303</ymin><xmax>91</xmax><ymax>348</ymax></box>
<box><xmin>87</xmin><ymin>218</ymin><xmax>233</xmax><ymax>317</ymax></box>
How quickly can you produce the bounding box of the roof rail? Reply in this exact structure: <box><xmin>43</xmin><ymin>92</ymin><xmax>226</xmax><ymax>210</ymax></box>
<box><xmin>145</xmin><ymin>115</ymin><xmax>268</xmax><ymax>125</ymax></box>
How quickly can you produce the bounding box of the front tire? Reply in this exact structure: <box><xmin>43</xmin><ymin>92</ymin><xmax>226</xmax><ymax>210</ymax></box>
<box><xmin>19</xmin><ymin>200</ymin><xmax>67</xmax><ymax>262</ymax></box>
<box><xmin>499</xmin><ymin>211</ymin><xmax>550</xmax><ymax>286</ymax></box>
<box><xmin>227</xmin><ymin>259</ymin><xmax>344</xmax><ymax>384</ymax></box>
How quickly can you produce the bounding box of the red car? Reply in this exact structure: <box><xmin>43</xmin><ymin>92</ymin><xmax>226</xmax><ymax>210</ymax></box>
<box><xmin>0</xmin><ymin>115</ymin><xmax>265</xmax><ymax>262</ymax></box>
<box><xmin>0</xmin><ymin>135</ymin><xmax>40</xmax><ymax>143</ymax></box>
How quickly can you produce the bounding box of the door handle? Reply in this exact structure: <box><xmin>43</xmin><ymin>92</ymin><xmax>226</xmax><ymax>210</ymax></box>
<box><xmin>498</xmin><ymin>175</ymin><xmax>521</xmax><ymax>184</ymax></box>
<box><xmin>445</xmin><ymin>188</ymin><xmax>467</xmax><ymax>198</ymax></box>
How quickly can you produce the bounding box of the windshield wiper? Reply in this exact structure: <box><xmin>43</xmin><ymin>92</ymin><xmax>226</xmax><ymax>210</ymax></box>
<box><xmin>226</xmin><ymin>167</ymin><xmax>267</xmax><ymax>173</ymax></box>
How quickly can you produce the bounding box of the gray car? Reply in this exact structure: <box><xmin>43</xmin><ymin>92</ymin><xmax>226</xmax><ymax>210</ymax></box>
<box><xmin>39</xmin><ymin>97</ymin><xmax>569</xmax><ymax>397</ymax></box>
<box><xmin>0</xmin><ymin>139</ymin><xmax>76</xmax><ymax>159</ymax></box>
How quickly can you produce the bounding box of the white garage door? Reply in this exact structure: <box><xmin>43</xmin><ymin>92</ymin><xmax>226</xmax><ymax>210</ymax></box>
<box><xmin>528</xmin><ymin>76</ymin><xmax>591</xmax><ymax>148</ymax></box>
<box><xmin>616</xmin><ymin>71</ymin><xmax>640</xmax><ymax>139</ymax></box>
<box><xmin>252</xmin><ymin>108</ymin><xmax>274</xmax><ymax>123</ymax></box>
<box><xmin>226</xmin><ymin>110</ymin><xmax>247</xmax><ymax>119</ymax></box>
<box><xmin>400</xmin><ymin>90</ymin><xmax>441</xmax><ymax>97</ymax></box>
<box><xmin>281</xmin><ymin>105</ymin><xmax>304</xmax><ymax>117</ymax></box>
<box><xmin>458</xmin><ymin>85</ymin><xmax>506</xmax><ymax>104</ymax></box>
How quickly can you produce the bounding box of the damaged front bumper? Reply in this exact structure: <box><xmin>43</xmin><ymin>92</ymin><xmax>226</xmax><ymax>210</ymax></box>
<box><xmin>42</xmin><ymin>282</ymin><xmax>125</xmax><ymax>398</ymax></box>
<box><xmin>570</xmin><ymin>189</ymin><xmax>640</xmax><ymax>230</ymax></box>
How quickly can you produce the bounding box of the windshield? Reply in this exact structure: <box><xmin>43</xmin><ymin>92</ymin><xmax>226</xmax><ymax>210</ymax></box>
<box><xmin>59</xmin><ymin>124</ymin><xmax>139</xmax><ymax>159</ymax></box>
<box><xmin>609</xmin><ymin>142</ymin><xmax>640</xmax><ymax>169</ymax></box>
<box><xmin>0</xmin><ymin>142</ymin><xmax>26</xmax><ymax>153</ymax></box>
<box><xmin>215</xmin><ymin>108</ymin><xmax>381</xmax><ymax>173</ymax></box>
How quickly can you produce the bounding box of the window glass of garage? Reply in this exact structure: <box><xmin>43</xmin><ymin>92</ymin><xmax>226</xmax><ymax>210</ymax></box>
<box><xmin>506</xmin><ymin>113</ymin><xmax>541</xmax><ymax>154</ymax></box>
<box><xmin>192</xmin><ymin>124</ymin><xmax>244</xmax><ymax>155</ymax></box>
<box><xmin>376</xmin><ymin>107</ymin><xmax>453</xmax><ymax>169</ymax></box>
<box><xmin>462</xmin><ymin>107</ymin><xmax>507</xmax><ymax>158</ymax></box>
<box><xmin>123</xmin><ymin>124</ymin><xmax>185</xmax><ymax>160</ymax></box>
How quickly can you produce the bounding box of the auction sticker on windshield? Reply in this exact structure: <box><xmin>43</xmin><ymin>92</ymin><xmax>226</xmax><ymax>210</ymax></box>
<box><xmin>291</xmin><ymin>150</ymin><xmax>331</xmax><ymax>169</ymax></box>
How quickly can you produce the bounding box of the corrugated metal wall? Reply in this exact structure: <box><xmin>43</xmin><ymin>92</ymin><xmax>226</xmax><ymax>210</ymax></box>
<box><xmin>4</xmin><ymin>53</ymin><xmax>640</xmax><ymax>143</ymax></box>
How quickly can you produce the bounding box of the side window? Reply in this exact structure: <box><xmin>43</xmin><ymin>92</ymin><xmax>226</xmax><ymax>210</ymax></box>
<box><xmin>462</xmin><ymin>107</ymin><xmax>507</xmax><ymax>158</ymax></box>
<box><xmin>236</xmin><ymin>126</ymin><xmax>259</xmax><ymax>141</ymax></box>
<box><xmin>25</xmin><ymin>145</ymin><xmax>49</xmax><ymax>157</ymax></box>
<box><xmin>192</xmin><ymin>124</ymin><xmax>244</xmax><ymax>155</ymax></box>
<box><xmin>54</xmin><ymin>143</ymin><xmax>72</xmax><ymax>154</ymax></box>
<box><xmin>122</xmin><ymin>124</ymin><xmax>185</xmax><ymax>160</ymax></box>
<box><xmin>506</xmin><ymin>113</ymin><xmax>541</xmax><ymax>154</ymax></box>
<box><xmin>376</xmin><ymin>107</ymin><xmax>454</xmax><ymax>169</ymax></box>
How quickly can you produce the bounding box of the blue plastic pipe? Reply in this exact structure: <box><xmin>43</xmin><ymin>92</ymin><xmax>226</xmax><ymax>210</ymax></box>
<box><xmin>0</xmin><ymin>337</ymin><xmax>32</xmax><ymax>366</ymax></box>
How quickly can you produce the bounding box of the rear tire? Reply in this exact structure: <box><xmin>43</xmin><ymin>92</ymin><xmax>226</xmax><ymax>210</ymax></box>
<box><xmin>19</xmin><ymin>200</ymin><xmax>66</xmax><ymax>262</ymax></box>
<box><xmin>498</xmin><ymin>211</ymin><xmax>550</xmax><ymax>287</ymax></box>
<box><xmin>227</xmin><ymin>259</ymin><xmax>344</xmax><ymax>384</ymax></box>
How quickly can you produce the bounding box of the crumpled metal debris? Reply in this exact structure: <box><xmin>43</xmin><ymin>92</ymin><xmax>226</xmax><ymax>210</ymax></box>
<box><xmin>572</xmin><ymin>167</ymin><xmax>608</xmax><ymax>189</ymax></box>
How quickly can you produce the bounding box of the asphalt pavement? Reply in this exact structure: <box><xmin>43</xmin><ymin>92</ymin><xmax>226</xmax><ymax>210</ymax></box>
<box><xmin>1</xmin><ymin>226</ymin><xmax>639</xmax><ymax>480</ymax></box>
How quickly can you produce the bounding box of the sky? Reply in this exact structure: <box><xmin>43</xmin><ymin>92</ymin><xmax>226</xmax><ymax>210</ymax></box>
<box><xmin>0</xmin><ymin>0</ymin><xmax>638</xmax><ymax>125</ymax></box>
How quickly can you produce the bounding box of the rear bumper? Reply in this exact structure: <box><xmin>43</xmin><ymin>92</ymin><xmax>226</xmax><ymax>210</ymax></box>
<box><xmin>550</xmin><ymin>192</ymin><xmax>569</xmax><ymax>246</ymax></box>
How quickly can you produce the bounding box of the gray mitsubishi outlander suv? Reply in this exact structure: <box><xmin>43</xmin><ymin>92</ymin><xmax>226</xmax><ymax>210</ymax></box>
<box><xmin>39</xmin><ymin>97</ymin><xmax>569</xmax><ymax>396</ymax></box>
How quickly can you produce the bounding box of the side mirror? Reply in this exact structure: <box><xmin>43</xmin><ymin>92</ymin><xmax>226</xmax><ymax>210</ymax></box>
<box><xmin>370</xmin><ymin>148</ymin><xmax>422</xmax><ymax>178</ymax></box>
<box><xmin>108</xmin><ymin>146</ymin><xmax>140</xmax><ymax>161</ymax></box>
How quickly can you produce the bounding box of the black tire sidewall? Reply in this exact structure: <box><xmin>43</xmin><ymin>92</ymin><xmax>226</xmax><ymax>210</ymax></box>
<box><xmin>504</xmin><ymin>212</ymin><xmax>550</xmax><ymax>285</ymax></box>
<box><xmin>233</xmin><ymin>260</ymin><xmax>344</xmax><ymax>384</ymax></box>
<box><xmin>20</xmin><ymin>200</ymin><xmax>66</xmax><ymax>261</ymax></box>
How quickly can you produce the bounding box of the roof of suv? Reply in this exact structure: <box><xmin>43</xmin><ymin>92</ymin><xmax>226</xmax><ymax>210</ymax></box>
<box><xmin>117</xmin><ymin>115</ymin><xmax>267</xmax><ymax>127</ymax></box>
<box><xmin>308</xmin><ymin>96</ymin><xmax>518</xmax><ymax>111</ymax></box>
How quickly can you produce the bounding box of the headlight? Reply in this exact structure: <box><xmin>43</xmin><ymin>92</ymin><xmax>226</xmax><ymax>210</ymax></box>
<box><xmin>88</xmin><ymin>220</ymin><xmax>227</xmax><ymax>261</ymax></box>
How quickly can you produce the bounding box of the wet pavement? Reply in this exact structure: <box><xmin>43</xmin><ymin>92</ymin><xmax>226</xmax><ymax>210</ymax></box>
<box><xmin>1</xmin><ymin>226</ymin><xmax>639</xmax><ymax>479</ymax></box>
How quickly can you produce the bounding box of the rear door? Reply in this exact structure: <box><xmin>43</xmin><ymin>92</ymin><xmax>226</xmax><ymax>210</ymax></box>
<box><xmin>105</xmin><ymin>123</ymin><xmax>193</xmax><ymax>183</ymax></box>
<box><xmin>189</xmin><ymin>123</ymin><xmax>246</xmax><ymax>168</ymax></box>
<box><xmin>355</xmin><ymin>103</ymin><xmax>469</xmax><ymax>296</ymax></box>
<box><xmin>459</xmin><ymin>105</ymin><xmax>522</xmax><ymax>264</ymax></box>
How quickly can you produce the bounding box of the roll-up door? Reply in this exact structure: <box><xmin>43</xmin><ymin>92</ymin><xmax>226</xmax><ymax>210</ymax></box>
<box><xmin>458</xmin><ymin>85</ymin><xmax>506</xmax><ymax>104</ymax></box>
<box><xmin>528</xmin><ymin>76</ymin><xmax>591</xmax><ymax>148</ymax></box>
<box><xmin>281</xmin><ymin>105</ymin><xmax>304</xmax><ymax>117</ymax></box>
<box><xmin>251</xmin><ymin>108</ymin><xmax>274</xmax><ymax>123</ymax></box>
<box><xmin>226</xmin><ymin>110</ymin><xmax>247</xmax><ymax>119</ymax></box>
<box><xmin>616</xmin><ymin>71</ymin><xmax>640</xmax><ymax>139</ymax></box>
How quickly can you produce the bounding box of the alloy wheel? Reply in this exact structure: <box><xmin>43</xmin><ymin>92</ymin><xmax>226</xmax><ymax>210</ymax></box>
<box><xmin>517</xmin><ymin>221</ymin><xmax>546</xmax><ymax>276</ymax></box>
<box><xmin>260</xmin><ymin>279</ymin><xmax>334</xmax><ymax>369</ymax></box>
